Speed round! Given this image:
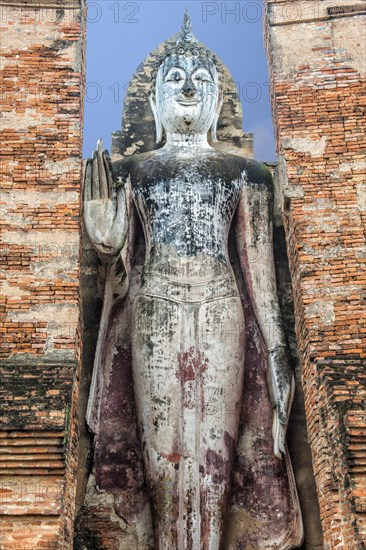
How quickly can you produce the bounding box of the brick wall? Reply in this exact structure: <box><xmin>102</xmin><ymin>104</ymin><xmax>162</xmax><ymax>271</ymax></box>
<box><xmin>265</xmin><ymin>1</ymin><xmax>366</xmax><ymax>547</ymax></box>
<box><xmin>0</xmin><ymin>0</ymin><xmax>85</xmax><ymax>547</ymax></box>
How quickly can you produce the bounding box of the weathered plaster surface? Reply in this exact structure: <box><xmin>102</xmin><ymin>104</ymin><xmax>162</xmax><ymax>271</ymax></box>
<box><xmin>282</xmin><ymin>137</ymin><xmax>327</xmax><ymax>157</ymax></box>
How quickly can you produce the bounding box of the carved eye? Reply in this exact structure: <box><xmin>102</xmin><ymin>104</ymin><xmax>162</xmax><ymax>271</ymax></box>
<box><xmin>193</xmin><ymin>70</ymin><xmax>212</xmax><ymax>83</ymax></box>
<box><xmin>165</xmin><ymin>70</ymin><xmax>184</xmax><ymax>83</ymax></box>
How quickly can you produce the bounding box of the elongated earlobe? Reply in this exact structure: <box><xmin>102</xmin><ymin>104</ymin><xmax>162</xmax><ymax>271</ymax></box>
<box><xmin>210</xmin><ymin>95</ymin><xmax>223</xmax><ymax>143</ymax></box>
<box><xmin>149</xmin><ymin>93</ymin><xmax>163</xmax><ymax>144</ymax></box>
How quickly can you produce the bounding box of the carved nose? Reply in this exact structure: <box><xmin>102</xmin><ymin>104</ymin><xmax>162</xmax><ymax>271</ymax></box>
<box><xmin>182</xmin><ymin>80</ymin><xmax>196</xmax><ymax>97</ymax></box>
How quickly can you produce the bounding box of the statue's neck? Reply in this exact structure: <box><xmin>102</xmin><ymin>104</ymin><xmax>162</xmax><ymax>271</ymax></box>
<box><xmin>165</xmin><ymin>132</ymin><xmax>212</xmax><ymax>149</ymax></box>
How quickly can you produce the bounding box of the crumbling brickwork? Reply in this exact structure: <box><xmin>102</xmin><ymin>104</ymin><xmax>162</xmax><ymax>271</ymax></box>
<box><xmin>265</xmin><ymin>1</ymin><xmax>366</xmax><ymax>547</ymax></box>
<box><xmin>0</xmin><ymin>0</ymin><xmax>85</xmax><ymax>548</ymax></box>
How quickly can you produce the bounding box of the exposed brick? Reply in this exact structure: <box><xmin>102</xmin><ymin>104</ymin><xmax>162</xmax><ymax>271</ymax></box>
<box><xmin>0</xmin><ymin>1</ymin><xmax>85</xmax><ymax>548</ymax></box>
<box><xmin>265</xmin><ymin>1</ymin><xmax>366</xmax><ymax>547</ymax></box>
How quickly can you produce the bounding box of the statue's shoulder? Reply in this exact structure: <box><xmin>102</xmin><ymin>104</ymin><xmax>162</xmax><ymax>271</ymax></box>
<box><xmin>239</xmin><ymin>158</ymin><xmax>274</xmax><ymax>194</ymax></box>
<box><xmin>216</xmin><ymin>153</ymin><xmax>273</xmax><ymax>193</ymax></box>
<box><xmin>231</xmin><ymin>155</ymin><xmax>272</xmax><ymax>185</ymax></box>
<box><xmin>112</xmin><ymin>150</ymin><xmax>163</xmax><ymax>180</ymax></box>
<box><xmin>112</xmin><ymin>155</ymin><xmax>138</xmax><ymax>179</ymax></box>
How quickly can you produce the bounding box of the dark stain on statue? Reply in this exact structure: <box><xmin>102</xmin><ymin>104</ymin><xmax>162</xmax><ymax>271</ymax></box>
<box><xmin>205</xmin><ymin>448</ymin><xmax>230</xmax><ymax>485</ymax></box>
<box><xmin>224</xmin><ymin>430</ymin><xmax>235</xmax><ymax>457</ymax></box>
<box><xmin>119</xmin><ymin>150</ymin><xmax>247</xmax><ymax>261</ymax></box>
<box><xmin>185</xmin><ymin>488</ymin><xmax>195</xmax><ymax>550</ymax></box>
<box><xmin>94</xmin><ymin>345</ymin><xmax>147</xmax><ymax>524</ymax></box>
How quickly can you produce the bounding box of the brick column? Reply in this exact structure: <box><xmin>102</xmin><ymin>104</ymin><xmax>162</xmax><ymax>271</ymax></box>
<box><xmin>0</xmin><ymin>1</ymin><xmax>85</xmax><ymax>547</ymax></box>
<box><xmin>265</xmin><ymin>1</ymin><xmax>366</xmax><ymax>548</ymax></box>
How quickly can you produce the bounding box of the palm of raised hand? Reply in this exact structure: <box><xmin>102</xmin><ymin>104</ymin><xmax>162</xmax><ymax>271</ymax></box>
<box><xmin>83</xmin><ymin>140</ymin><xmax>126</xmax><ymax>257</ymax></box>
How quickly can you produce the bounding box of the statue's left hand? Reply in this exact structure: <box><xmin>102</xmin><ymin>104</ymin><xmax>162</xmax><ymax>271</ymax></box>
<box><xmin>83</xmin><ymin>140</ymin><xmax>127</xmax><ymax>259</ymax></box>
<box><xmin>267</xmin><ymin>346</ymin><xmax>295</xmax><ymax>459</ymax></box>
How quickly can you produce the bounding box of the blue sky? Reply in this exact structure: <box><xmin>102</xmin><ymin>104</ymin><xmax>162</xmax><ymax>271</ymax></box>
<box><xmin>84</xmin><ymin>0</ymin><xmax>275</xmax><ymax>161</ymax></box>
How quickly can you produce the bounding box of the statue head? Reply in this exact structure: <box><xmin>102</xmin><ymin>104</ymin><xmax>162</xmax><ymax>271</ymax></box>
<box><xmin>149</xmin><ymin>11</ymin><xmax>223</xmax><ymax>143</ymax></box>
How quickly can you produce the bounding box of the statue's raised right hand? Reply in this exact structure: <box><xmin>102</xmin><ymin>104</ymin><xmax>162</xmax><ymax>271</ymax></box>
<box><xmin>83</xmin><ymin>140</ymin><xmax>127</xmax><ymax>259</ymax></box>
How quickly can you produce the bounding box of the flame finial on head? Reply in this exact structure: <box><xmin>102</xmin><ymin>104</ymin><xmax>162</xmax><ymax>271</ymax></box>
<box><xmin>151</xmin><ymin>9</ymin><xmax>217</xmax><ymax>72</ymax></box>
<box><xmin>178</xmin><ymin>8</ymin><xmax>196</xmax><ymax>44</ymax></box>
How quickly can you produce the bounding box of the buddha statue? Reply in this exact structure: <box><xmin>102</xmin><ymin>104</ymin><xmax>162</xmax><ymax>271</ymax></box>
<box><xmin>82</xmin><ymin>12</ymin><xmax>302</xmax><ymax>550</ymax></box>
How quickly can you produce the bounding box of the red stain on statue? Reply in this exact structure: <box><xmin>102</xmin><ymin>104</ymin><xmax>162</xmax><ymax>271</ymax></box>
<box><xmin>160</xmin><ymin>451</ymin><xmax>181</xmax><ymax>464</ymax></box>
<box><xmin>177</xmin><ymin>347</ymin><xmax>209</xmax><ymax>411</ymax></box>
<box><xmin>176</xmin><ymin>347</ymin><xmax>208</xmax><ymax>383</ymax></box>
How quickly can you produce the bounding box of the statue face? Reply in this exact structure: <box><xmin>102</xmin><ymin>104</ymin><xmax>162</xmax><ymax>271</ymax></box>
<box><xmin>155</xmin><ymin>54</ymin><xmax>219</xmax><ymax>136</ymax></box>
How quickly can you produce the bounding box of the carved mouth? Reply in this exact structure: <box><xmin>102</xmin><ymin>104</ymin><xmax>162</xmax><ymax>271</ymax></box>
<box><xmin>176</xmin><ymin>99</ymin><xmax>200</xmax><ymax>106</ymax></box>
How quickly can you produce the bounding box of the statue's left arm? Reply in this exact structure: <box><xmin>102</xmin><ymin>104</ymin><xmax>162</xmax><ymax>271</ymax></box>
<box><xmin>235</xmin><ymin>163</ymin><xmax>295</xmax><ymax>459</ymax></box>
